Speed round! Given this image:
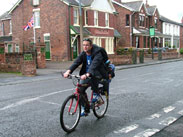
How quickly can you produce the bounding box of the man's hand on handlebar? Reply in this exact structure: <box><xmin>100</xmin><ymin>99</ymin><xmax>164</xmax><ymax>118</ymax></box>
<box><xmin>80</xmin><ymin>73</ymin><xmax>90</xmax><ymax>80</ymax></box>
<box><xmin>63</xmin><ymin>70</ymin><xmax>71</xmax><ymax>78</ymax></box>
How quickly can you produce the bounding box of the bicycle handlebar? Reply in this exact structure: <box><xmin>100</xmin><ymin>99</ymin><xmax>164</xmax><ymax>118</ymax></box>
<box><xmin>61</xmin><ymin>72</ymin><xmax>80</xmax><ymax>79</ymax></box>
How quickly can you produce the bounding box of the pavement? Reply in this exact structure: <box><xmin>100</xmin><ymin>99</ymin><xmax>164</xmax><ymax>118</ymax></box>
<box><xmin>0</xmin><ymin>58</ymin><xmax>182</xmax><ymax>80</ymax></box>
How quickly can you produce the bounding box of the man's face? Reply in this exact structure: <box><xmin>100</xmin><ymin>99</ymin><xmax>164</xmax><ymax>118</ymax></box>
<box><xmin>83</xmin><ymin>41</ymin><xmax>92</xmax><ymax>53</ymax></box>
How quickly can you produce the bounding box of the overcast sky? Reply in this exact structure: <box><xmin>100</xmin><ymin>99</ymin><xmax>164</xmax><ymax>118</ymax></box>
<box><xmin>0</xmin><ymin>0</ymin><xmax>183</xmax><ymax>23</ymax></box>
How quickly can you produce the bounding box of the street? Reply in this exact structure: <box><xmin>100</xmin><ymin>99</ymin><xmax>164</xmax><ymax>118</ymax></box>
<box><xmin>0</xmin><ymin>61</ymin><xmax>183</xmax><ymax>137</ymax></box>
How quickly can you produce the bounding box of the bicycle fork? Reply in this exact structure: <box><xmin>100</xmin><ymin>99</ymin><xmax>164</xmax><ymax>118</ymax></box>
<box><xmin>68</xmin><ymin>92</ymin><xmax>80</xmax><ymax>115</ymax></box>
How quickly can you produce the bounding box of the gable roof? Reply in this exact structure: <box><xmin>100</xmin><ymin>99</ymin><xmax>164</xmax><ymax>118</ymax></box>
<box><xmin>122</xmin><ymin>0</ymin><xmax>143</xmax><ymax>12</ymax></box>
<box><xmin>0</xmin><ymin>11</ymin><xmax>11</xmax><ymax>20</ymax></box>
<box><xmin>146</xmin><ymin>6</ymin><xmax>156</xmax><ymax>16</ymax></box>
<box><xmin>160</xmin><ymin>15</ymin><xmax>182</xmax><ymax>26</ymax></box>
<box><xmin>62</xmin><ymin>0</ymin><xmax>94</xmax><ymax>6</ymax></box>
<box><xmin>112</xmin><ymin>0</ymin><xmax>134</xmax><ymax>11</ymax></box>
<box><xmin>8</xmin><ymin>0</ymin><xmax>23</xmax><ymax>14</ymax></box>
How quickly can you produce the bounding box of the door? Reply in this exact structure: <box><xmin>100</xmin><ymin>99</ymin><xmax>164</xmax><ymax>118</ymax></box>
<box><xmin>8</xmin><ymin>44</ymin><xmax>12</xmax><ymax>53</ymax></box>
<box><xmin>73</xmin><ymin>40</ymin><xmax>78</xmax><ymax>59</ymax></box>
<box><xmin>45</xmin><ymin>41</ymin><xmax>51</xmax><ymax>60</ymax></box>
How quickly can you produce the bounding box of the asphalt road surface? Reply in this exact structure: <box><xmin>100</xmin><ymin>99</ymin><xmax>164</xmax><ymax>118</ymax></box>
<box><xmin>0</xmin><ymin>61</ymin><xmax>183</xmax><ymax>137</ymax></box>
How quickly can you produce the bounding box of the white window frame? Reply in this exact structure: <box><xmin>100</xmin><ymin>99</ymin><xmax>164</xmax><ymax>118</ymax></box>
<box><xmin>105</xmin><ymin>13</ymin><xmax>109</xmax><ymax>27</ymax></box>
<box><xmin>15</xmin><ymin>44</ymin><xmax>19</xmax><ymax>53</ymax></box>
<box><xmin>33</xmin><ymin>9</ymin><xmax>40</xmax><ymax>28</ymax></box>
<box><xmin>105</xmin><ymin>37</ymin><xmax>114</xmax><ymax>54</ymax></box>
<box><xmin>94</xmin><ymin>11</ymin><xmax>98</xmax><ymax>26</ymax></box>
<box><xmin>85</xmin><ymin>10</ymin><xmax>88</xmax><ymax>26</ymax></box>
<box><xmin>9</xmin><ymin>20</ymin><xmax>12</xmax><ymax>35</ymax></box>
<box><xmin>33</xmin><ymin>0</ymin><xmax>39</xmax><ymax>6</ymax></box>
<box><xmin>73</xmin><ymin>8</ymin><xmax>79</xmax><ymax>25</ymax></box>
<box><xmin>44</xmin><ymin>33</ymin><xmax>50</xmax><ymax>41</ymax></box>
<box><xmin>2</xmin><ymin>22</ymin><xmax>4</xmax><ymax>36</ymax></box>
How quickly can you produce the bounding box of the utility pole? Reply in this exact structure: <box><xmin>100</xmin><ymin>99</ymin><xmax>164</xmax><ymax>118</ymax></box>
<box><xmin>79</xmin><ymin>0</ymin><xmax>83</xmax><ymax>52</ymax></box>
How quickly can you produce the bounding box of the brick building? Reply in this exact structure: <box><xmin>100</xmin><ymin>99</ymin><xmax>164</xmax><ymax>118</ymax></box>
<box><xmin>0</xmin><ymin>0</ymin><xmax>183</xmax><ymax>62</ymax></box>
<box><xmin>112</xmin><ymin>0</ymin><xmax>164</xmax><ymax>49</ymax></box>
<box><xmin>0</xmin><ymin>0</ymin><xmax>120</xmax><ymax>61</ymax></box>
<box><xmin>0</xmin><ymin>12</ymin><xmax>13</xmax><ymax>53</ymax></box>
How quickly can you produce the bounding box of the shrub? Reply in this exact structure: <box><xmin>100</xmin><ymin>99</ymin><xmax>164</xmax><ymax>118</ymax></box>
<box><xmin>116</xmin><ymin>47</ymin><xmax>125</xmax><ymax>55</ymax></box>
<box><xmin>180</xmin><ymin>48</ymin><xmax>183</xmax><ymax>55</ymax></box>
<box><xmin>147</xmin><ymin>48</ymin><xmax>152</xmax><ymax>54</ymax></box>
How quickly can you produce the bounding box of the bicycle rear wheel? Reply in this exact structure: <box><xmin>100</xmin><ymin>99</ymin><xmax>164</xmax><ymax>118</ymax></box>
<box><xmin>60</xmin><ymin>95</ymin><xmax>81</xmax><ymax>133</ymax></box>
<box><xmin>93</xmin><ymin>92</ymin><xmax>108</xmax><ymax>119</ymax></box>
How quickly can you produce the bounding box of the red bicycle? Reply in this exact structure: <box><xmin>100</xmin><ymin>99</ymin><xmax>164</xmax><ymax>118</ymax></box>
<box><xmin>60</xmin><ymin>73</ymin><xmax>109</xmax><ymax>133</ymax></box>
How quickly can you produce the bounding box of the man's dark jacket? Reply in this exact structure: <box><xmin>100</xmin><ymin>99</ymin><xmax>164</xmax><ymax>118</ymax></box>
<box><xmin>69</xmin><ymin>45</ymin><xmax>108</xmax><ymax>79</ymax></box>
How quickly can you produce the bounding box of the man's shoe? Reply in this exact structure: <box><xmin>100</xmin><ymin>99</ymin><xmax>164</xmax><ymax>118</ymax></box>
<box><xmin>80</xmin><ymin>106</ymin><xmax>89</xmax><ymax>117</ymax></box>
<box><xmin>92</xmin><ymin>93</ymin><xmax>99</xmax><ymax>103</ymax></box>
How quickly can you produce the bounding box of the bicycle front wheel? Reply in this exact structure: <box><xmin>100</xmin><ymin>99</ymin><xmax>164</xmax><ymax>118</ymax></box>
<box><xmin>60</xmin><ymin>95</ymin><xmax>81</xmax><ymax>133</ymax></box>
<box><xmin>93</xmin><ymin>92</ymin><xmax>108</xmax><ymax>119</ymax></box>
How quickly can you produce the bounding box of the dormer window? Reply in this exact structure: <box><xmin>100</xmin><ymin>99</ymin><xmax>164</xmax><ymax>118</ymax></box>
<box><xmin>139</xmin><ymin>15</ymin><xmax>145</xmax><ymax>27</ymax></box>
<box><xmin>33</xmin><ymin>0</ymin><xmax>39</xmax><ymax>6</ymax></box>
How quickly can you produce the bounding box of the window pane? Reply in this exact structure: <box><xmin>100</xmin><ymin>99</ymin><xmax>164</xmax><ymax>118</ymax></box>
<box><xmin>34</xmin><ymin>11</ymin><xmax>40</xmax><ymax>27</ymax></box>
<box><xmin>74</xmin><ymin>9</ymin><xmax>78</xmax><ymax>24</ymax></box>
<box><xmin>105</xmin><ymin>13</ymin><xmax>109</xmax><ymax>26</ymax></box>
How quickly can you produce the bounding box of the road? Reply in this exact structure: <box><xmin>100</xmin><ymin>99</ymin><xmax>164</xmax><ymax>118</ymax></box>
<box><xmin>0</xmin><ymin>61</ymin><xmax>183</xmax><ymax>137</ymax></box>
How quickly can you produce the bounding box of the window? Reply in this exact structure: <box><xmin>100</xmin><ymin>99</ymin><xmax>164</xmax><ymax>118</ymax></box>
<box><xmin>44</xmin><ymin>33</ymin><xmax>50</xmax><ymax>41</ymax></box>
<box><xmin>33</xmin><ymin>0</ymin><xmax>39</xmax><ymax>6</ymax></box>
<box><xmin>74</xmin><ymin>8</ymin><xmax>79</xmax><ymax>25</ymax></box>
<box><xmin>165</xmin><ymin>38</ymin><xmax>171</xmax><ymax>48</ymax></box>
<box><xmin>85</xmin><ymin>10</ymin><xmax>88</xmax><ymax>25</ymax></box>
<box><xmin>146</xmin><ymin>17</ymin><xmax>148</xmax><ymax>28</ymax></box>
<box><xmin>126</xmin><ymin>14</ymin><xmax>129</xmax><ymax>26</ymax></box>
<box><xmin>2</xmin><ymin>22</ymin><xmax>4</xmax><ymax>36</ymax></box>
<box><xmin>105</xmin><ymin>13</ymin><xmax>109</xmax><ymax>27</ymax></box>
<box><xmin>93</xmin><ymin>37</ymin><xmax>101</xmax><ymax>47</ymax></box>
<box><xmin>94</xmin><ymin>11</ymin><xmax>98</xmax><ymax>26</ymax></box>
<box><xmin>9</xmin><ymin>20</ymin><xmax>12</xmax><ymax>34</ymax></box>
<box><xmin>154</xmin><ymin>18</ymin><xmax>158</xmax><ymax>29</ymax></box>
<box><xmin>33</xmin><ymin>9</ymin><xmax>40</xmax><ymax>28</ymax></box>
<box><xmin>105</xmin><ymin>38</ymin><xmax>114</xmax><ymax>54</ymax></box>
<box><xmin>139</xmin><ymin>15</ymin><xmax>145</xmax><ymax>27</ymax></box>
<box><xmin>15</xmin><ymin>44</ymin><xmax>19</xmax><ymax>53</ymax></box>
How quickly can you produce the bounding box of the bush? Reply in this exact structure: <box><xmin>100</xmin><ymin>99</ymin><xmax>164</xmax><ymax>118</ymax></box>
<box><xmin>180</xmin><ymin>48</ymin><xmax>183</xmax><ymax>55</ymax></box>
<box><xmin>147</xmin><ymin>48</ymin><xmax>152</xmax><ymax>54</ymax></box>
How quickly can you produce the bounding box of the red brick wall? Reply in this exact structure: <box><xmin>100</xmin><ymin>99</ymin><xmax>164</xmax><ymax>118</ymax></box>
<box><xmin>98</xmin><ymin>12</ymin><xmax>105</xmax><ymax>27</ymax></box>
<box><xmin>113</xmin><ymin>3</ymin><xmax>132</xmax><ymax>47</ymax></box>
<box><xmin>11</xmin><ymin>0</ymin><xmax>70</xmax><ymax>61</ymax></box>
<box><xmin>180</xmin><ymin>26</ymin><xmax>183</xmax><ymax>49</ymax></box>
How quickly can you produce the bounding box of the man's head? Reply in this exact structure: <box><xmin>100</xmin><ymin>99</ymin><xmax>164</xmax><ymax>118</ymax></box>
<box><xmin>83</xmin><ymin>38</ymin><xmax>93</xmax><ymax>54</ymax></box>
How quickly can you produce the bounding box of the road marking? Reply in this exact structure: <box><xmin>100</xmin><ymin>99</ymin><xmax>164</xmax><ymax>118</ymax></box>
<box><xmin>0</xmin><ymin>88</ymin><xmax>73</xmax><ymax>111</ymax></box>
<box><xmin>146</xmin><ymin>113</ymin><xmax>161</xmax><ymax>120</ymax></box>
<box><xmin>38</xmin><ymin>100</ymin><xmax>60</xmax><ymax>106</ymax></box>
<box><xmin>178</xmin><ymin>110</ymin><xmax>183</xmax><ymax>115</ymax></box>
<box><xmin>163</xmin><ymin>106</ymin><xmax>175</xmax><ymax>113</ymax></box>
<box><xmin>134</xmin><ymin>129</ymin><xmax>160</xmax><ymax>137</ymax></box>
<box><xmin>159</xmin><ymin>117</ymin><xmax>177</xmax><ymax>126</ymax></box>
<box><xmin>177</xmin><ymin>100</ymin><xmax>183</xmax><ymax>104</ymax></box>
<box><xmin>114</xmin><ymin>124</ymin><xmax>139</xmax><ymax>134</ymax></box>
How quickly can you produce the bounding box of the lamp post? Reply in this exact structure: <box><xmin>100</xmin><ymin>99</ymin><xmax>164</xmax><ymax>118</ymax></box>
<box><xmin>79</xmin><ymin>0</ymin><xmax>83</xmax><ymax>52</ymax></box>
<box><xmin>149</xmin><ymin>26</ymin><xmax>155</xmax><ymax>59</ymax></box>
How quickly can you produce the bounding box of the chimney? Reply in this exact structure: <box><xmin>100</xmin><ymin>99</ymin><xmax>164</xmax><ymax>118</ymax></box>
<box><xmin>182</xmin><ymin>17</ymin><xmax>183</xmax><ymax>23</ymax></box>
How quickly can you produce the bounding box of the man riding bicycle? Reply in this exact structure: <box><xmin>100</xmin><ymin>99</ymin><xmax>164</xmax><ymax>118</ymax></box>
<box><xmin>63</xmin><ymin>38</ymin><xmax>109</xmax><ymax>116</ymax></box>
